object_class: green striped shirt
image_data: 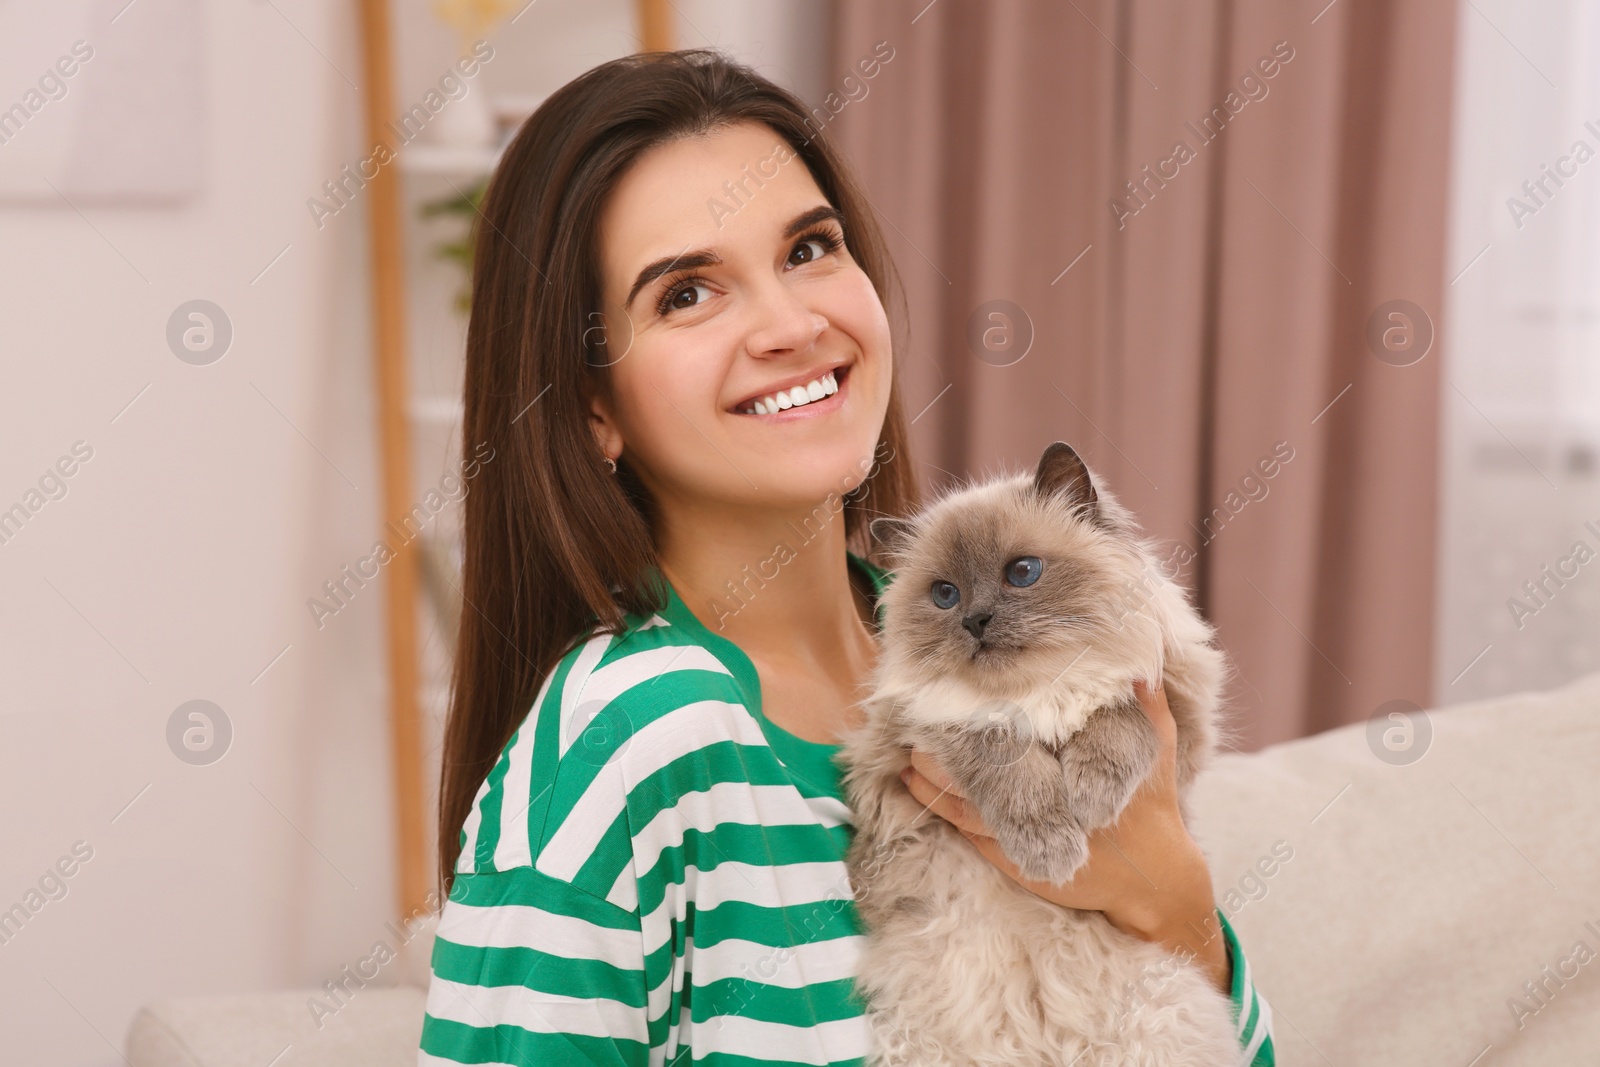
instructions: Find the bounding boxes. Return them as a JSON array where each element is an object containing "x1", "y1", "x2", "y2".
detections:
[{"x1": 421, "y1": 550, "x2": 1274, "y2": 1065}]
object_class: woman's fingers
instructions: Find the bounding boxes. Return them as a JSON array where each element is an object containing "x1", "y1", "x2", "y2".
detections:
[
  {"x1": 899, "y1": 761, "x2": 992, "y2": 839},
  {"x1": 1132, "y1": 678, "x2": 1176, "y2": 748},
  {"x1": 1132, "y1": 678, "x2": 1179, "y2": 795},
  {"x1": 899, "y1": 763, "x2": 968, "y2": 827},
  {"x1": 906, "y1": 746, "x2": 964, "y2": 797}
]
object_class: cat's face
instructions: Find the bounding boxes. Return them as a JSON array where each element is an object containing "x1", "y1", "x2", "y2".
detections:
[{"x1": 871, "y1": 443, "x2": 1155, "y2": 691}]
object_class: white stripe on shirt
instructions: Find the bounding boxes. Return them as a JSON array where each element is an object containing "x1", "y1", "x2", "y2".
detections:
[
  {"x1": 680, "y1": 931, "x2": 865, "y2": 989},
  {"x1": 556, "y1": 632, "x2": 616, "y2": 758},
  {"x1": 689, "y1": 1010, "x2": 872, "y2": 1065},
  {"x1": 623, "y1": 783, "x2": 850, "y2": 895},
  {"x1": 560, "y1": 643, "x2": 733, "y2": 759},
  {"x1": 425, "y1": 974, "x2": 648, "y2": 1045},
  {"x1": 435, "y1": 898, "x2": 644, "y2": 971},
  {"x1": 537, "y1": 699, "x2": 765, "y2": 882},
  {"x1": 493, "y1": 668, "x2": 560, "y2": 871},
  {"x1": 1242, "y1": 987, "x2": 1272, "y2": 1062}
]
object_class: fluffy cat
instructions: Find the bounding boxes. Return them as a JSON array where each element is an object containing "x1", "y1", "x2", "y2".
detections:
[{"x1": 837, "y1": 441, "x2": 1241, "y2": 1066}]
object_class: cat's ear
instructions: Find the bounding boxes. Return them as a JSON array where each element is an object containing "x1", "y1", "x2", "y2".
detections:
[
  {"x1": 870, "y1": 516, "x2": 917, "y2": 559},
  {"x1": 1033, "y1": 441, "x2": 1098, "y2": 516}
]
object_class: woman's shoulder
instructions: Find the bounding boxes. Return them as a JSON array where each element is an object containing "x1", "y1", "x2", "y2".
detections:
[
  {"x1": 506, "y1": 607, "x2": 763, "y2": 803},
  {"x1": 492, "y1": 612, "x2": 784, "y2": 890},
  {"x1": 555, "y1": 607, "x2": 754, "y2": 740},
  {"x1": 457, "y1": 612, "x2": 764, "y2": 885}
]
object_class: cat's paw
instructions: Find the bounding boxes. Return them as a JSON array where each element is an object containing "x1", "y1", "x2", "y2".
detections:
[
  {"x1": 995, "y1": 819, "x2": 1089, "y2": 886},
  {"x1": 1060, "y1": 757, "x2": 1145, "y2": 831},
  {"x1": 1056, "y1": 702, "x2": 1160, "y2": 831}
]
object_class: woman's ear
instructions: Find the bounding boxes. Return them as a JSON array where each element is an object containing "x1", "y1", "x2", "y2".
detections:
[{"x1": 584, "y1": 380, "x2": 624, "y2": 462}]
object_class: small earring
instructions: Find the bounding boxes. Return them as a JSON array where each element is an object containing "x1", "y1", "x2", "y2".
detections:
[{"x1": 604, "y1": 454, "x2": 618, "y2": 475}]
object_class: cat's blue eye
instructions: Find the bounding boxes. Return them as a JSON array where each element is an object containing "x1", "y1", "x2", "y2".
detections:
[
  {"x1": 1005, "y1": 556, "x2": 1043, "y2": 587},
  {"x1": 930, "y1": 580, "x2": 960, "y2": 609}
]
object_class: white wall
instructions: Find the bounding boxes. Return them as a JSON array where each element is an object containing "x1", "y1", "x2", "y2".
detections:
[
  {"x1": 0, "y1": 0, "x2": 391, "y2": 1061},
  {"x1": 0, "y1": 1, "x2": 831, "y2": 1061}
]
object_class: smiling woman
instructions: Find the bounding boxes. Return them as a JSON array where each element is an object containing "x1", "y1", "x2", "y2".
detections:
[
  {"x1": 422, "y1": 48, "x2": 921, "y2": 1067},
  {"x1": 585, "y1": 120, "x2": 896, "y2": 528},
  {"x1": 421, "y1": 47, "x2": 1269, "y2": 1067}
]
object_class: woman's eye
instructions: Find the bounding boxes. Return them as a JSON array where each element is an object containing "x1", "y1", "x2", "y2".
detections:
[
  {"x1": 660, "y1": 232, "x2": 838, "y2": 313},
  {"x1": 785, "y1": 228, "x2": 843, "y2": 269},
  {"x1": 1005, "y1": 557, "x2": 1043, "y2": 588},
  {"x1": 787, "y1": 238, "x2": 828, "y2": 268},
  {"x1": 662, "y1": 281, "x2": 712, "y2": 314},
  {"x1": 930, "y1": 580, "x2": 960, "y2": 610}
]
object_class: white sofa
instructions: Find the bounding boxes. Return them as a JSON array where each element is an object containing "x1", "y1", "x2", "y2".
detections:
[
  {"x1": 1189, "y1": 668, "x2": 1600, "y2": 1064},
  {"x1": 125, "y1": 671, "x2": 1600, "y2": 1065}
]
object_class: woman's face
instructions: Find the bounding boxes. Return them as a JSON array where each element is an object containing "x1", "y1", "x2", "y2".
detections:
[{"x1": 591, "y1": 120, "x2": 892, "y2": 521}]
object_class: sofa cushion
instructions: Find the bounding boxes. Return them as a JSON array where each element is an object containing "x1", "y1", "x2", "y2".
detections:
[
  {"x1": 125, "y1": 987, "x2": 425, "y2": 1067},
  {"x1": 1189, "y1": 669, "x2": 1600, "y2": 1065}
]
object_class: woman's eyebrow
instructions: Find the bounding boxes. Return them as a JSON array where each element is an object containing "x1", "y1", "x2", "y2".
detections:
[{"x1": 622, "y1": 205, "x2": 846, "y2": 311}]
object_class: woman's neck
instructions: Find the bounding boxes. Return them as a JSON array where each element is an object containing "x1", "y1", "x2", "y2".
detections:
[{"x1": 655, "y1": 505, "x2": 876, "y2": 683}]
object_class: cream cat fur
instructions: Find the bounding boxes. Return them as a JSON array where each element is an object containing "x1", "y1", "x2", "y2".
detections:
[{"x1": 838, "y1": 441, "x2": 1243, "y2": 1066}]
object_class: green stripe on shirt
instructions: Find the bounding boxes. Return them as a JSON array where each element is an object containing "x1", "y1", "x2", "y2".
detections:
[{"x1": 1218, "y1": 906, "x2": 1277, "y2": 1064}]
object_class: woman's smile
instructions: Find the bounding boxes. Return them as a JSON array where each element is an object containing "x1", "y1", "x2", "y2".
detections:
[{"x1": 729, "y1": 362, "x2": 850, "y2": 420}]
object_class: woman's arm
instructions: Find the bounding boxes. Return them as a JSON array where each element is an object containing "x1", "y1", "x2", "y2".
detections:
[{"x1": 420, "y1": 867, "x2": 651, "y2": 1067}]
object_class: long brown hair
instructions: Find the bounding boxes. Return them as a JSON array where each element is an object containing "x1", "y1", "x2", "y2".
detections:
[{"x1": 437, "y1": 48, "x2": 923, "y2": 895}]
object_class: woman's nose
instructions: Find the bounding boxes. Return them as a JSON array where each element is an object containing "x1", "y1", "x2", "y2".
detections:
[{"x1": 744, "y1": 280, "x2": 827, "y2": 357}]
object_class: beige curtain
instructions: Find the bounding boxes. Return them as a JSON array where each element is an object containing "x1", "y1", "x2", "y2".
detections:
[{"x1": 830, "y1": 0, "x2": 1458, "y2": 749}]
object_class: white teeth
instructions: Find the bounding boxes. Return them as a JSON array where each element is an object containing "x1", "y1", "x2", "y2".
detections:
[{"x1": 740, "y1": 369, "x2": 841, "y2": 415}]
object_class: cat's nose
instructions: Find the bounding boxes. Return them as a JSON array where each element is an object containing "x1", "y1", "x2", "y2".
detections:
[{"x1": 961, "y1": 611, "x2": 993, "y2": 639}]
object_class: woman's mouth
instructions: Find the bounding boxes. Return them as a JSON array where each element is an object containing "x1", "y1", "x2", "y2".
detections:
[{"x1": 731, "y1": 364, "x2": 850, "y2": 420}]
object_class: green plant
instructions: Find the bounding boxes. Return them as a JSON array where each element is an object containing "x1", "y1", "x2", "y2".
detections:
[{"x1": 419, "y1": 178, "x2": 487, "y2": 315}]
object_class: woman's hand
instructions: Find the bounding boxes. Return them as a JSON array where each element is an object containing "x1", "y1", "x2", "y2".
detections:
[{"x1": 898, "y1": 679, "x2": 1230, "y2": 995}]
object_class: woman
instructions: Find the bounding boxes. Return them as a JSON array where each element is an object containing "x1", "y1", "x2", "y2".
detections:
[{"x1": 422, "y1": 48, "x2": 1274, "y2": 1066}]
